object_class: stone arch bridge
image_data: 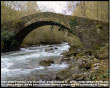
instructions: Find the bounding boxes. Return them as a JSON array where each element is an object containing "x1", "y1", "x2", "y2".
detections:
[{"x1": 2, "y1": 12, "x2": 108, "y2": 52}]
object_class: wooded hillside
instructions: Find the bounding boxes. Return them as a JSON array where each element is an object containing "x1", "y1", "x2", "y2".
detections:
[{"x1": 68, "y1": 1, "x2": 108, "y2": 22}]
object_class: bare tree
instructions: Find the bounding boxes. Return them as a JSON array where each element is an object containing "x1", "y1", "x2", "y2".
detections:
[{"x1": 97, "y1": 1, "x2": 99, "y2": 20}]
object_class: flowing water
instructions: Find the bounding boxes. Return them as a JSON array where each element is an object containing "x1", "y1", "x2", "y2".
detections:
[{"x1": 1, "y1": 42, "x2": 70, "y2": 81}]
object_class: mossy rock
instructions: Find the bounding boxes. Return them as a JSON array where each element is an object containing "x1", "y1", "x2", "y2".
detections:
[
  {"x1": 95, "y1": 53, "x2": 108, "y2": 59},
  {"x1": 94, "y1": 44, "x2": 108, "y2": 59},
  {"x1": 79, "y1": 62, "x2": 91, "y2": 70},
  {"x1": 84, "y1": 49, "x2": 93, "y2": 56},
  {"x1": 75, "y1": 49, "x2": 93, "y2": 58},
  {"x1": 95, "y1": 44, "x2": 101, "y2": 50},
  {"x1": 78, "y1": 59, "x2": 92, "y2": 70},
  {"x1": 63, "y1": 49, "x2": 77, "y2": 57},
  {"x1": 56, "y1": 68, "x2": 72, "y2": 80},
  {"x1": 72, "y1": 74, "x2": 85, "y2": 81},
  {"x1": 75, "y1": 52, "x2": 85, "y2": 58},
  {"x1": 64, "y1": 51, "x2": 78, "y2": 57},
  {"x1": 61, "y1": 57, "x2": 71, "y2": 62},
  {"x1": 63, "y1": 47, "x2": 82, "y2": 57},
  {"x1": 95, "y1": 43, "x2": 108, "y2": 50},
  {"x1": 96, "y1": 24, "x2": 103, "y2": 30},
  {"x1": 56, "y1": 64, "x2": 75, "y2": 80},
  {"x1": 39, "y1": 59, "x2": 54, "y2": 66}
]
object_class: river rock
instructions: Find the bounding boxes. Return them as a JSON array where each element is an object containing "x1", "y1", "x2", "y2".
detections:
[
  {"x1": 93, "y1": 58, "x2": 98, "y2": 62},
  {"x1": 95, "y1": 53, "x2": 108, "y2": 59},
  {"x1": 54, "y1": 58, "x2": 62, "y2": 64},
  {"x1": 61, "y1": 57, "x2": 70, "y2": 62},
  {"x1": 93, "y1": 66, "x2": 99, "y2": 70},
  {"x1": 48, "y1": 45, "x2": 53, "y2": 47},
  {"x1": 39, "y1": 59, "x2": 54, "y2": 66},
  {"x1": 84, "y1": 49, "x2": 93, "y2": 56},
  {"x1": 29, "y1": 47, "x2": 37, "y2": 50},
  {"x1": 54, "y1": 47, "x2": 58, "y2": 49},
  {"x1": 94, "y1": 44, "x2": 108, "y2": 59},
  {"x1": 32, "y1": 45, "x2": 36, "y2": 47},
  {"x1": 77, "y1": 49, "x2": 81, "y2": 52},
  {"x1": 70, "y1": 56, "x2": 74, "y2": 60},
  {"x1": 72, "y1": 74, "x2": 84, "y2": 81},
  {"x1": 45, "y1": 48, "x2": 54, "y2": 52},
  {"x1": 77, "y1": 58, "x2": 91, "y2": 70},
  {"x1": 93, "y1": 63, "x2": 100, "y2": 66}
]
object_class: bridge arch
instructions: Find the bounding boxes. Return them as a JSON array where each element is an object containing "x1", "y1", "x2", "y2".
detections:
[
  {"x1": 2, "y1": 12, "x2": 74, "y2": 51},
  {"x1": 14, "y1": 20, "x2": 70, "y2": 47},
  {"x1": 2, "y1": 12, "x2": 107, "y2": 52}
]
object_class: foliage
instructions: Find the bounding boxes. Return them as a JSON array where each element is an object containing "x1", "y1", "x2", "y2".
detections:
[
  {"x1": 1, "y1": 1, "x2": 20, "y2": 24},
  {"x1": 69, "y1": 18, "x2": 78, "y2": 34},
  {"x1": 11, "y1": 39, "x2": 19, "y2": 46},
  {"x1": 58, "y1": 25, "x2": 66, "y2": 31},
  {"x1": 70, "y1": 1, "x2": 108, "y2": 22},
  {"x1": 1, "y1": 30, "x2": 14, "y2": 43},
  {"x1": 1, "y1": 1, "x2": 40, "y2": 24},
  {"x1": 1, "y1": 29, "x2": 19, "y2": 51},
  {"x1": 1, "y1": 30, "x2": 15, "y2": 50},
  {"x1": 1, "y1": 1, "x2": 41, "y2": 48},
  {"x1": 23, "y1": 1, "x2": 40, "y2": 16},
  {"x1": 94, "y1": 43, "x2": 108, "y2": 59}
]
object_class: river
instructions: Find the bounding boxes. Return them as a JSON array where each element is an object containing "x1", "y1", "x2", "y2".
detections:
[{"x1": 1, "y1": 42, "x2": 70, "y2": 81}]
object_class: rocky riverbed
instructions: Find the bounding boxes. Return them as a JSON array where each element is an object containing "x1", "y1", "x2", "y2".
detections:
[
  {"x1": 1, "y1": 42, "x2": 108, "y2": 87},
  {"x1": 28, "y1": 42, "x2": 108, "y2": 82},
  {"x1": 56, "y1": 43, "x2": 108, "y2": 82},
  {"x1": 1, "y1": 42, "x2": 70, "y2": 82}
]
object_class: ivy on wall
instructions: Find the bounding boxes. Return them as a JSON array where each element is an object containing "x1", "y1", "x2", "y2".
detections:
[{"x1": 69, "y1": 18, "x2": 78, "y2": 34}]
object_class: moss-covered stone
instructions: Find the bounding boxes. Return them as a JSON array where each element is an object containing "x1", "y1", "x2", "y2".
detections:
[
  {"x1": 94, "y1": 43, "x2": 108, "y2": 59},
  {"x1": 39, "y1": 59, "x2": 54, "y2": 66},
  {"x1": 75, "y1": 52, "x2": 85, "y2": 58},
  {"x1": 84, "y1": 49, "x2": 93, "y2": 56},
  {"x1": 63, "y1": 47, "x2": 84, "y2": 58},
  {"x1": 96, "y1": 24, "x2": 103, "y2": 30},
  {"x1": 72, "y1": 74, "x2": 85, "y2": 81}
]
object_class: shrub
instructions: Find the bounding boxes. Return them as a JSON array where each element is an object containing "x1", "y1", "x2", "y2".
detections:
[
  {"x1": 1, "y1": 30, "x2": 15, "y2": 50},
  {"x1": 1, "y1": 30, "x2": 14, "y2": 43}
]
